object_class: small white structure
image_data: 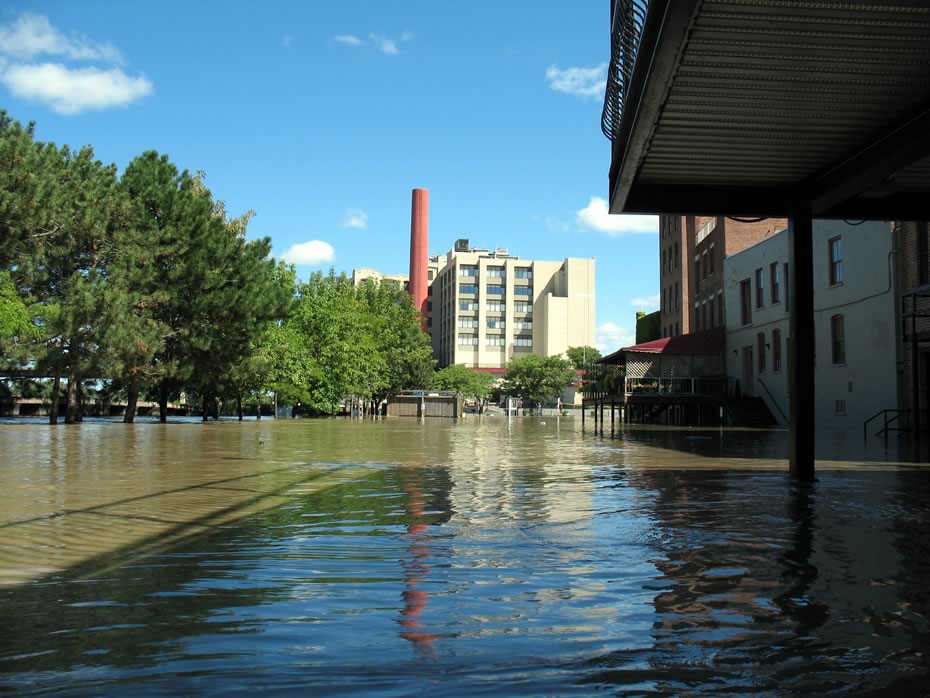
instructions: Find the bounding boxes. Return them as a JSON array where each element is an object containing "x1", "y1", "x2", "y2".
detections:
[{"x1": 724, "y1": 220, "x2": 897, "y2": 428}]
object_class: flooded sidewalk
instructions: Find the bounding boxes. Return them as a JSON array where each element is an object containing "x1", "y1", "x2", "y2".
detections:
[{"x1": 1, "y1": 418, "x2": 929, "y2": 694}]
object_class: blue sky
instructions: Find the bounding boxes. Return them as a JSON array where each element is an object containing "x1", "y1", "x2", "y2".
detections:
[{"x1": 0, "y1": 1, "x2": 659, "y2": 351}]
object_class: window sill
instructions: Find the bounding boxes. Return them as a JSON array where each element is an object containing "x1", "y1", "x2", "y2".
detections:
[
  {"x1": 829, "y1": 282, "x2": 844, "y2": 288},
  {"x1": 832, "y1": 362, "x2": 847, "y2": 367}
]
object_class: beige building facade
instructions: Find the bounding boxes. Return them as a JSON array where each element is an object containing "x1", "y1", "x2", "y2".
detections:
[{"x1": 430, "y1": 241, "x2": 595, "y2": 369}]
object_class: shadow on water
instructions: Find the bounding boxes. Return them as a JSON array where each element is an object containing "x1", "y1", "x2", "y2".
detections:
[
  {"x1": 580, "y1": 468, "x2": 930, "y2": 695},
  {"x1": 589, "y1": 421, "x2": 930, "y2": 465},
  {"x1": 3, "y1": 418, "x2": 930, "y2": 694}
]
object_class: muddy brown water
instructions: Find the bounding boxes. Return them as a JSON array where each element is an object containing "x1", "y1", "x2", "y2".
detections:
[{"x1": 1, "y1": 417, "x2": 929, "y2": 695}]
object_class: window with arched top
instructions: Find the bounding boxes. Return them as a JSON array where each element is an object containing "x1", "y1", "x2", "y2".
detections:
[{"x1": 831, "y1": 314, "x2": 846, "y2": 364}]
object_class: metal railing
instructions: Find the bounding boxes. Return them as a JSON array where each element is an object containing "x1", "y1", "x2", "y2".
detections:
[
  {"x1": 757, "y1": 377, "x2": 789, "y2": 425},
  {"x1": 601, "y1": 0, "x2": 649, "y2": 140},
  {"x1": 863, "y1": 408, "x2": 929, "y2": 440},
  {"x1": 624, "y1": 376, "x2": 728, "y2": 397}
]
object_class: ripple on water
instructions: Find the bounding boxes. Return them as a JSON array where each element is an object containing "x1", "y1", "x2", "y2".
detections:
[{"x1": 1, "y1": 419, "x2": 930, "y2": 695}]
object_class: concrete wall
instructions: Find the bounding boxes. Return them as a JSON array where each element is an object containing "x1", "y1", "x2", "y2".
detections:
[{"x1": 724, "y1": 220, "x2": 897, "y2": 428}]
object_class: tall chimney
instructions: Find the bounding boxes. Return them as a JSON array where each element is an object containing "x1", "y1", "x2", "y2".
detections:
[{"x1": 409, "y1": 188, "x2": 429, "y2": 331}]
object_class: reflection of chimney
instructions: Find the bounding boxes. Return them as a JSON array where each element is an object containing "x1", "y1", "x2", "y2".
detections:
[{"x1": 409, "y1": 188, "x2": 429, "y2": 331}]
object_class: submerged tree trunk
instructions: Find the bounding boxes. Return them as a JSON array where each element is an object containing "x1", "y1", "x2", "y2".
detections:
[
  {"x1": 202, "y1": 394, "x2": 209, "y2": 422},
  {"x1": 237, "y1": 392, "x2": 243, "y2": 421},
  {"x1": 124, "y1": 376, "x2": 139, "y2": 423},
  {"x1": 256, "y1": 400, "x2": 262, "y2": 420},
  {"x1": 64, "y1": 373, "x2": 80, "y2": 424},
  {"x1": 49, "y1": 375, "x2": 61, "y2": 425},
  {"x1": 158, "y1": 383, "x2": 169, "y2": 423}
]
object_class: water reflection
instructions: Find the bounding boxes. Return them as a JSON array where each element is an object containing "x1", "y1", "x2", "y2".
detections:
[{"x1": 2, "y1": 419, "x2": 930, "y2": 694}]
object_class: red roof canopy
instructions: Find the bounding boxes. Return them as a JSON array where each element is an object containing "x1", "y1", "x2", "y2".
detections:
[{"x1": 599, "y1": 328, "x2": 725, "y2": 365}]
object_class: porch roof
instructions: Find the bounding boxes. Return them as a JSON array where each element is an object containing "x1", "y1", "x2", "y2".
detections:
[{"x1": 599, "y1": 327, "x2": 725, "y2": 364}]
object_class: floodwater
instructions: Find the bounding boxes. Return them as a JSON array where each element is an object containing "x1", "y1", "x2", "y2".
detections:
[{"x1": 2, "y1": 418, "x2": 930, "y2": 695}]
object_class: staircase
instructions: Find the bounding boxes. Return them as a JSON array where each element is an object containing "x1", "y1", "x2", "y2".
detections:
[{"x1": 725, "y1": 396, "x2": 778, "y2": 427}]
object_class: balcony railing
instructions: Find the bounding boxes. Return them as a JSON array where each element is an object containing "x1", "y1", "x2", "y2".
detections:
[
  {"x1": 601, "y1": 0, "x2": 648, "y2": 141},
  {"x1": 583, "y1": 367, "x2": 729, "y2": 400}
]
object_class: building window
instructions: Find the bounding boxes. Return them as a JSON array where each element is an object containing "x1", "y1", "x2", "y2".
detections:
[
  {"x1": 513, "y1": 302, "x2": 532, "y2": 313},
  {"x1": 514, "y1": 286, "x2": 533, "y2": 296},
  {"x1": 662, "y1": 249, "x2": 667, "y2": 273},
  {"x1": 460, "y1": 265, "x2": 478, "y2": 277},
  {"x1": 835, "y1": 399, "x2": 846, "y2": 416},
  {"x1": 428, "y1": 270, "x2": 434, "y2": 281},
  {"x1": 675, "y1": 282, "x2": 680, "y2": 310},
  {"x1": 755, "y1": 268, "x2": 764, "y2": 308},
  {"x1": 459, "y1": 301, "x2": 478, "y2": 311},
  {"x1": 674, "y1": 242, "x2": 679, "y2": 268},
  {"x1": 458, "y1": 318, "x2": 478, "y2": 328},
  {"x1": 487, "y1": 285, "x2": 505, "y2": 295},
  {"x1": 459, "y1": 284, "x2": 478, "y2": 294},
  {"x1": 513, "y1": 320, "x2": 532, "y2": 330},
  {"x1": 770, "y1": 262, "x2": 780, "y2": 304},
  {"x1": 919, "y1": 222, "x2": 930, "y2": 285},
  {"x1": 784, "y1": 263, "x2": 790, "y2": 313},
  {"x1": 457, "y1": 334, "x2": 478, "y2": 346},
  {"x1": 487, "y1": 266, "x2": 505, "y2": 278},
  {"x1": 487, "y1": 319, "x2": 506, "y2": 329},
  {"x1": 486, "y1": 336, "x2": 505, "y2": 346},
  {"x1": 709, "y1": 243, "x2": 715, "y2": 275},
  {"x1": 829, "y1": 236, "x2": 843, "y2": 285},
  {"x1": 740, "y1": 279, "x2": 752, "y2": 326},
  {"x1": 758, "y1": 332, "x2": 766, "y2": 373},
  {"x1": 772, "y1": 329, "x2": 782, "y2": 371},
  {"x1": 702, "y1": 250, "x2": 708, "y2": 279},
  {"x1": 514, "y1": 268, "x2": 533, "y2": 279},
  {"x1": 513, "y1": 337, "x2": 533, "y2": 347},
  {"x1": 486, "y1": 302, "x2": 505, "y2": 312},
  {"x1": 695, "y1": 256, "x2": 701, "y2": 294},
  {"x1": 717, "y1": 293, "x2": 724, "y2": 328},
  {"x1": 831, "y1": 314, "x2": 846, "y2": 364}
]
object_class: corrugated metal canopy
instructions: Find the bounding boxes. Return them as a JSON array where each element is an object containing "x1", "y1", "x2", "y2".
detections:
[{"x1": 607, "y1": 0, "x2": 930, "y2": 219}]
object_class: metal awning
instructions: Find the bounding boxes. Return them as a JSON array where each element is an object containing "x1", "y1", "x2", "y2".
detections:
[{"x1": 605, "y1": 0, "x2": 930, "y2": 218}]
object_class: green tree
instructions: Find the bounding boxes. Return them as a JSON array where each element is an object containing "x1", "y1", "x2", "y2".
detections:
[
  {"x1": 503, "y1": 354, "x2": 576, "y2": 406},
  {"x1": 356, "y1": 279, "x2": 435, "y2": 400},
  {"x1": 565, "y1": 345, "x2": 602, "y2": 369},
  {"x1": 0, "y1": 272, "x2": 39, "y2": 343},
  {"x1": 432, "y1": 363, "x2": 495, "y2": 411}
]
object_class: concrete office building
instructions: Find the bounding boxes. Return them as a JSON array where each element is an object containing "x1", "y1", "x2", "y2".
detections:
[
  {"x1": 724, "y1": 220, "x2": 897, "y2": 428},
  {"x1": 430, "y1": 240, "x2": 595, "y2": 369},
  {"x1": 658, "y1": 215, "x2": 786, "y2": 338}
]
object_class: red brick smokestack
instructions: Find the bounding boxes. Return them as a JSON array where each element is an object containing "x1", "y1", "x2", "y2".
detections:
[{"x1": 409, "y1": 188, "x2": 429, "y2": 331}]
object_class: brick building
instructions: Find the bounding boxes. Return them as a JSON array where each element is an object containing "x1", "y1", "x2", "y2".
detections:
[{"x1": 658, "y1": 215, "x2": 787, "y2": 339}]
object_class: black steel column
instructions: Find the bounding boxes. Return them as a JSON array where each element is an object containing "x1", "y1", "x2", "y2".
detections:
[{"x1": 789, "y1": 209, "x2": 815, "y2": 480}]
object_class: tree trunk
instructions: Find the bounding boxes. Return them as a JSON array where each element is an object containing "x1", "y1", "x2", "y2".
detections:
[
  {"x1": 256, "y1": 399, "x2": 261, "y2": 420},
  {"x1": 64, "y1": 373, "x2": 80, "y2": 424},
  {"x1": 202, "y1": 394, "x2": 209, "y2": 422},
  {"x1": 124, "y1": 377, "x2": 139, "y2": 423},
  {"x1": 158, "y1": 384, "x2": 169, "y2": 423},
  {"x1": 237, "y1": 392, "x2": 243, "y2": 421},
  {"x1": 49, "y1": 375, "x2": 60, "y2": 425}
]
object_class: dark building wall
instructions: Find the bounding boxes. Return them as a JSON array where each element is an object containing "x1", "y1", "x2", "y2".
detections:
[{"x1": 636, "y1": 310, "x2": 661, "y2": 344}]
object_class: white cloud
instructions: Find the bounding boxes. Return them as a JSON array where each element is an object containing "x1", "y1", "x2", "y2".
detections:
[
  {"x1": 577, "y1": 196, "x2": 658, "y2": 236},
  {"x1": 334, "y1": 34, "x2": 363, "y2": 46},
  {"x1": 0, "y1": 13, "x2": 151, "y2": 115},
  {"x1": 596, "y1": 322, "x2": 635, "y2": 353},
  {"x1": 545, "y1": 63, "x2": 607, "y2": 100},
  {"x1": 281, "y1": 240, "x2": 335, "y2": 266},
  {"x1": 630, "y1": 294, "x2": 660, "y2": 309},
  {"x1": 369, "y1": 34, "x2": 399, "y2": 55},
  {"x1": 0, "y1": 63, "x2": 152, "y2": 114},
  {"x1": 342, "y1": 208, "x2": 368, "y2": 229},
  {"x1": 0, "y1": 13, "x2": 122, "y2": 63}
]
